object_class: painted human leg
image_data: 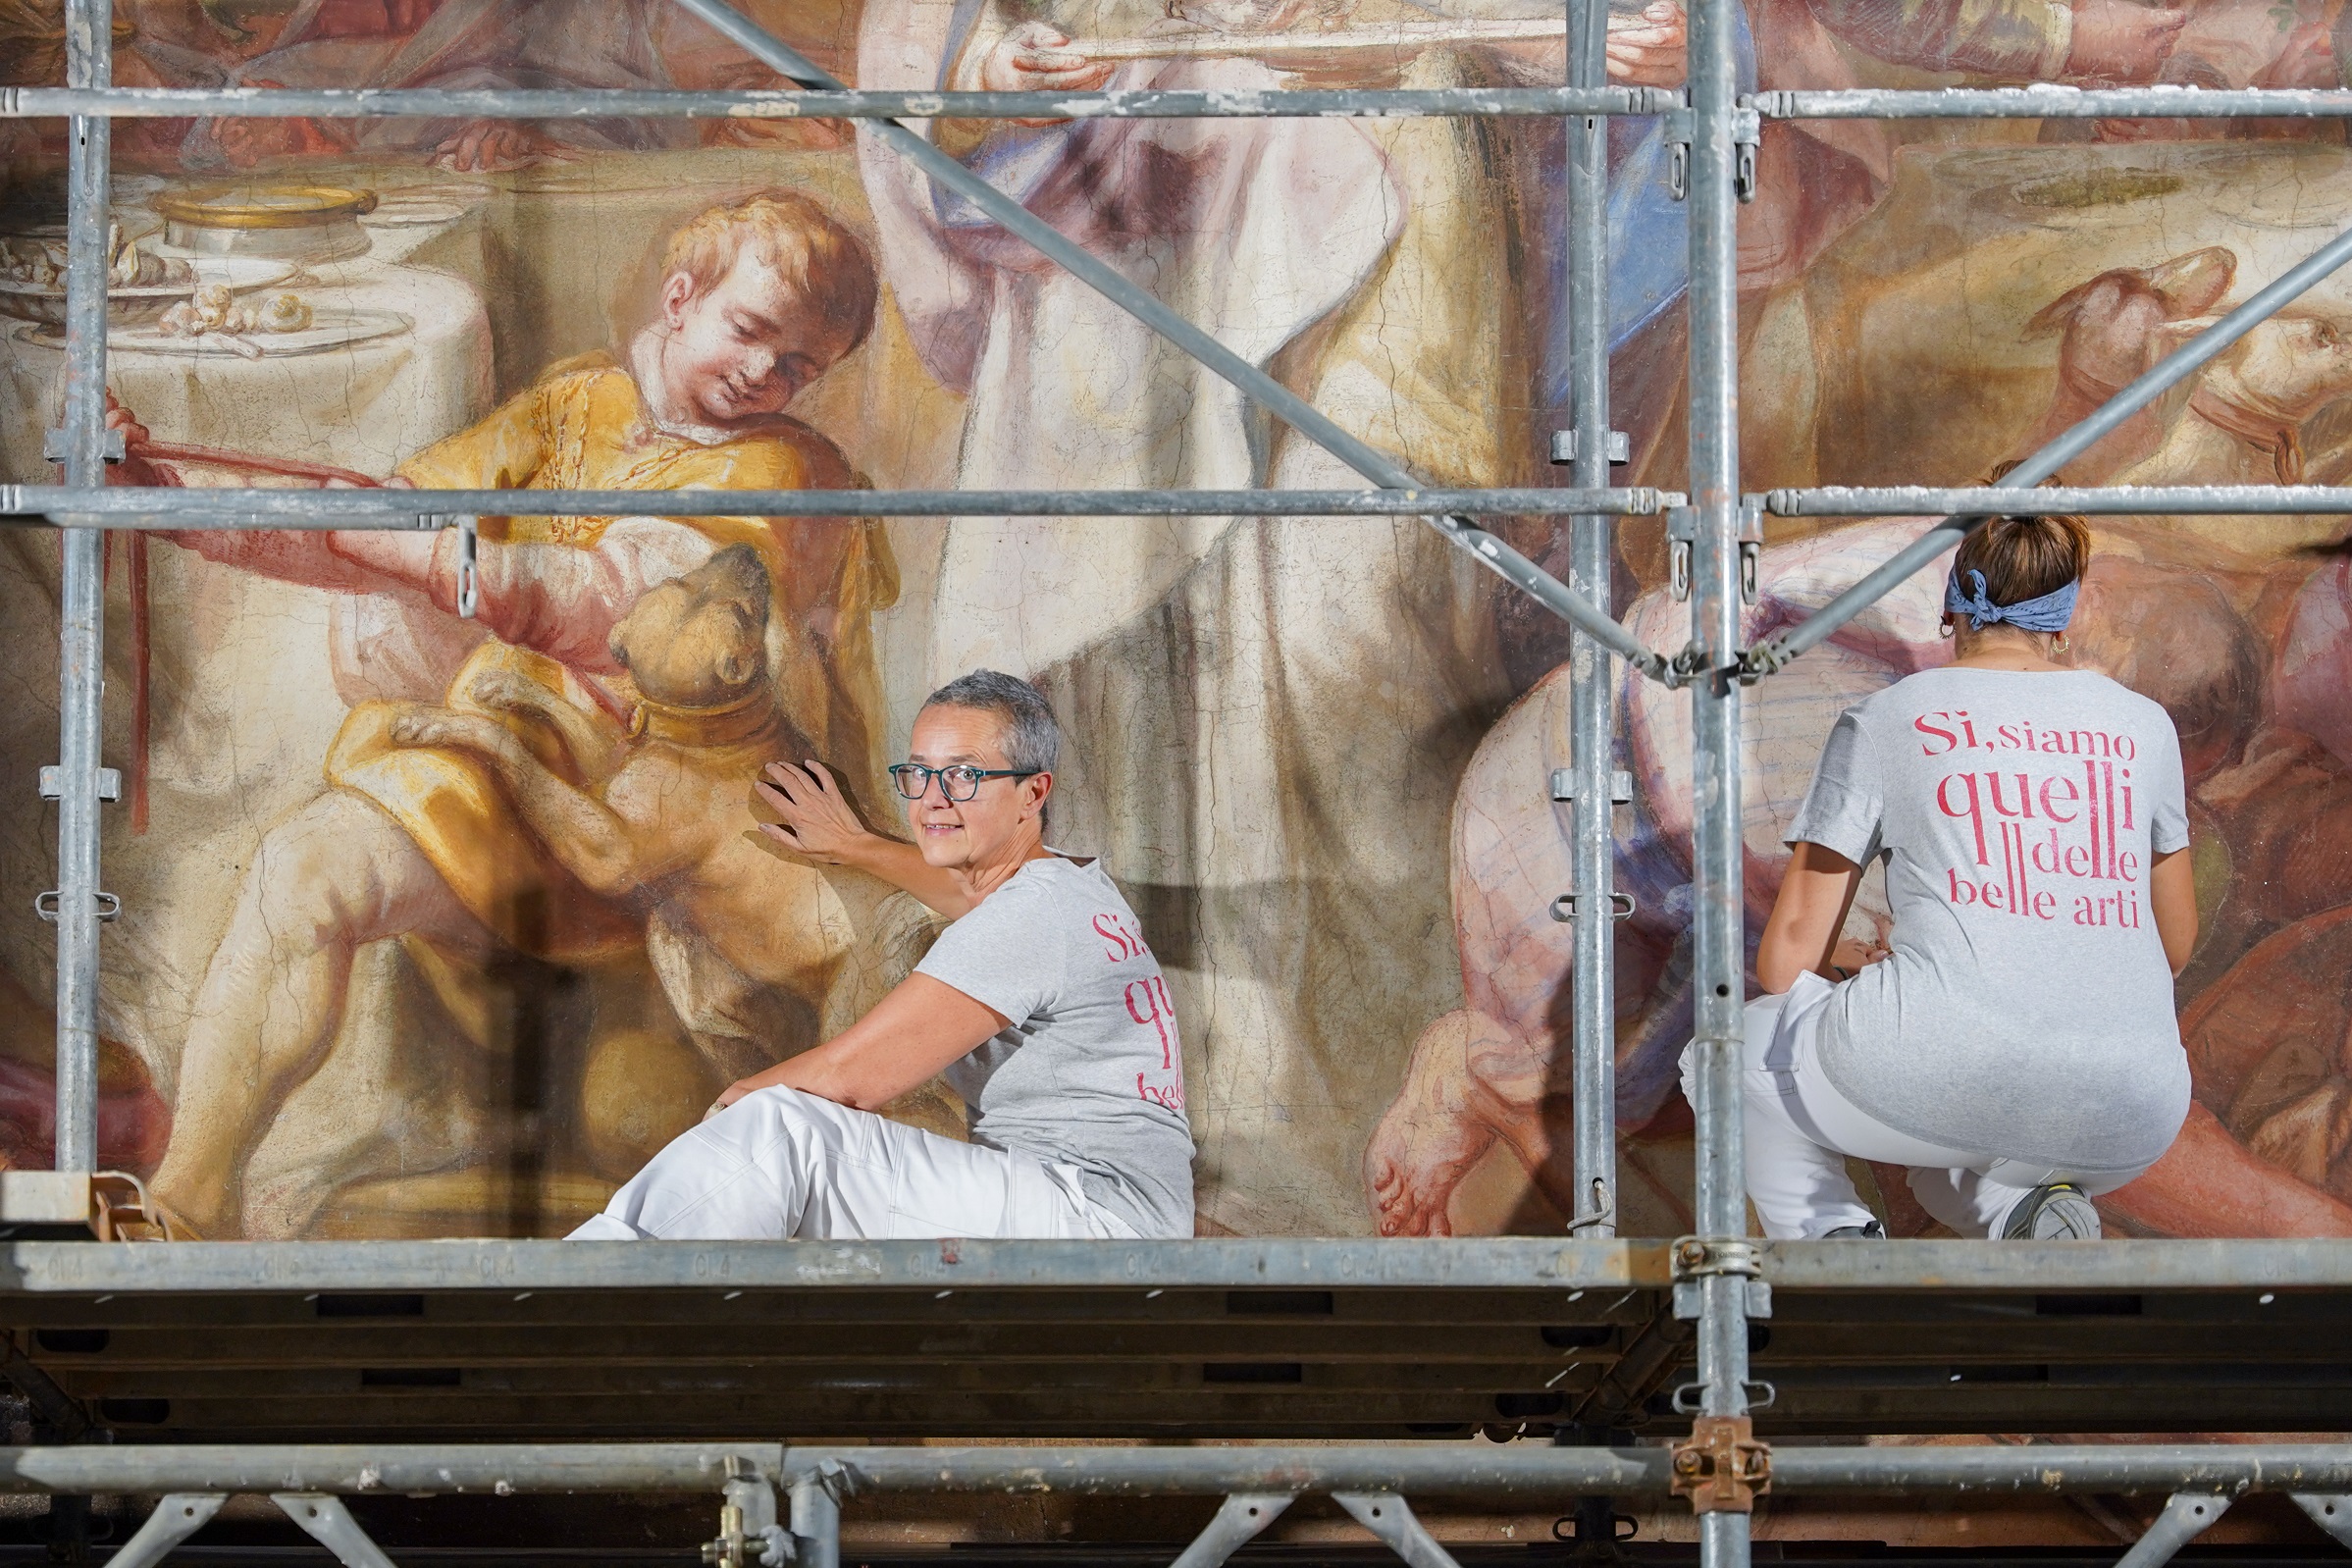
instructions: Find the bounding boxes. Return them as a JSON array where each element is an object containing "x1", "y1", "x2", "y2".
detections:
[{"x1": 151, "y1": 792, "x2": 496, "y2": 1236}]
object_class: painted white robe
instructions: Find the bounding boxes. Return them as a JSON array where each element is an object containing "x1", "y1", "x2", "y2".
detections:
[{"x1": 859, "y1": 0, "x2": 1520, "y2": 1232}]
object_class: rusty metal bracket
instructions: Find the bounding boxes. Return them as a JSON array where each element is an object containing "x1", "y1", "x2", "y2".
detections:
[
  {"x1": 91, "y1": 1171, "x2": 177, "y2": 1241},
  {"x1": 1670, "y1": 1415, "x2": 1771, "y2": 1515}
]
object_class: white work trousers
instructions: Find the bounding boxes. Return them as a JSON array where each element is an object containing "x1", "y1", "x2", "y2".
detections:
[
  {"x1": 1678, "y1": 973, "x2": 2156, "y2": 1239},
  {"x1": 569, "y1": 1086, "x2": 1138, "y2": 1240}
]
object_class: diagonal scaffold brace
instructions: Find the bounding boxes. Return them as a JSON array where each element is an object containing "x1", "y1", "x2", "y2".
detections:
[
  {"x1": 1741, "y1": 213, "x2": 2352, "y2": 680},
  {"x1": 658, "y1": 0, "x2": 1670, "y2": 683}
]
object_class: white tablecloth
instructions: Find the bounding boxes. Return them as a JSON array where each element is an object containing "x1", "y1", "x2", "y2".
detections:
[
  {"x1": 0, "y1": 235, "x2": 492, "y2": 1104},
  {"x1": 0, "y1": 248, "x2": 492, "y2": 481}
]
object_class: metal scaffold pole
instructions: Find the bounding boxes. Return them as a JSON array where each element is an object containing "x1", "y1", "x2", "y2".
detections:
[
  {"x1": 1562, "y1": 0, "x2": 1619, "y2": 1245},
  {"x1": 51, "y1": 0, "x2": 112, "y2": 1176},
  {"x1": 1683, "y1": 0, "x2": 1762, "y2": 1552},
  {"x1": 1557, "y1": 0, "x2": 1624, "y2": 1532}
]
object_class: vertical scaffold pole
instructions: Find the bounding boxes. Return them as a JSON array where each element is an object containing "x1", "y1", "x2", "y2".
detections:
[
  {"x1": 1564, "y1": 0, "x2": 1618, "y2": 1243},
  {"x1": 53, "y1": 0, "x2": 112, "y2": 1174},
  {"x1": 1560, "y1": 0, "x2": 1621, "y2": 1533},
  {"x1": 1684, "y1": 0, "x2": 1755, "y2": 1553}
]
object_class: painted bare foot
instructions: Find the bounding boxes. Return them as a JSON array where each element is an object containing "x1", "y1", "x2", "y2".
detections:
[{"x1": 1366, "y1": 1010, "x2": 1552, "y2": 1236}]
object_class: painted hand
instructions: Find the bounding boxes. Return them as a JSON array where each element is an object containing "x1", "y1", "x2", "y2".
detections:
[
  {"x1": 388, "y1": 706, "x2": 517, "y2": 759},
  {"x1": 2065, "y1": 0, "x2": 2185, "y2": 80},
  {"x1": 979, "y1": 21, "x2": 1114, "y2": 123},
  {"x1": 99, "y1": 390, "x2": 160, "y2": 487},
  {"x1": 1604, "y1": 3, "x2": 1686, "y2": 87},
  {"x1": 433, "y1": 121, "x2": 572, "y2": 173},
  {"x1": 465, "y1": 666, "x2": 551, "y2": 716}
]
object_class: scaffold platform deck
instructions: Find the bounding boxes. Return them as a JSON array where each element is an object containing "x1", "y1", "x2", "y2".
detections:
[{"x1": 0, "y1": 1239, "x2": 2338, "y2": 1443}]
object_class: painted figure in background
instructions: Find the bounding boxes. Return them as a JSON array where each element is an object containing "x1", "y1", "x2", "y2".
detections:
[
  {"x1": 385, "y1": 545, "x2": 938, "y2": 1082},
  {"x1": 138, "y1": 192, "x2": 897, "y2": 1236},
  {"x1": 177, "y1": 0, "x2": 858, "y2": 171},
  {"x1": 0, "y1": 0, "x2": 856, "y2": 172},
  {"x1": 1369, "y1": 229, "x2": 2352, "y2": 1236}
]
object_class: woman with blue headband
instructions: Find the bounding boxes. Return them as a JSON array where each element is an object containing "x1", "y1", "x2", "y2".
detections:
[{"x1": 1691, "y1": 510, "x2": 2199, "y2": 1240}]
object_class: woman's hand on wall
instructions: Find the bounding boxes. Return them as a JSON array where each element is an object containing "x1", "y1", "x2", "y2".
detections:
[{"x1": 757, "y1": 759, "x2": 878, "y2": 863}]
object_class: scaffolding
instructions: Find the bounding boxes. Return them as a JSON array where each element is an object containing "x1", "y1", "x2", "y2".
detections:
[{"x1": 8, "y1": 0, "x2": 2352, "y2": 1564}]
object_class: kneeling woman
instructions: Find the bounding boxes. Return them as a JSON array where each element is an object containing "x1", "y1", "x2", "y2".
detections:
[{"x1": 1696, "y1": 511, "x2": 2197, "y2": 1239}]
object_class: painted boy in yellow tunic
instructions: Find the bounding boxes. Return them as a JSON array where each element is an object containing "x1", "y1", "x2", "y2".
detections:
[{"x1": 147, "y1": 191, "x2": 895, "y2": 1237}]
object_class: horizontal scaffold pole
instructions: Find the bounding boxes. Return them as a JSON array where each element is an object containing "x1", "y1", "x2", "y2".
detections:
[
  {"x1": 663, "y1": 0, "x2": 1668, "y2": 683},
  {"x1": 6, "y1": 1445, "x2": 2352, "y2": 1498},
  {"x1": 1744, "y1": 213, "x2": 2352, "y2": 678},
  {"x1": 0, "y1": 486, "x2": 1673, "y2": 526},
  {"x1": 1767, "y1": 1446, "x2": 2352, "y2": 1495},
  {"x1": 1763, "y1": 485, "x2": 2352, "y2": 517},
  {"x1": 0, "y1": 85, "x2": 1676, "y2": 121},
  {"x1": 0, "y1": 1445, "x2": 1669, "y2": 1496},
  {"x1": 1755, "y1": 85, "x2": 2352, "y2": 120}
]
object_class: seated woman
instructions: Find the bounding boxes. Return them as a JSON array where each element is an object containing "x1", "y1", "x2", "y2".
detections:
[
  {"x1": 571, "y1": 670, "x2": 1196, "y2": 1241},
  {"x1": 1691, "y1": 512, "x2": 2198, "y2": 1240}
]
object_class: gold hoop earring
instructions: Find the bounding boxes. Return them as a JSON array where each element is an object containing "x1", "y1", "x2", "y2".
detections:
[
  {"x1": 2052, "y1": 633, "x2": 2070, "y2": 654},
  {"x1": 1938, "y1": 621, "x2": 1955, "y2": 640}
]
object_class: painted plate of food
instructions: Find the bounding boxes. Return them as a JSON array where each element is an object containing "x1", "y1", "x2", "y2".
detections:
[{"x1": 35, "y1": 294, "x2": 412, "y2": 359}]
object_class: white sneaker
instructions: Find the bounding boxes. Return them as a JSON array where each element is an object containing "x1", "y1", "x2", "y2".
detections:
[{"x1": 2000, "y1": 1182, "x2": 2101, "y2": 1239}]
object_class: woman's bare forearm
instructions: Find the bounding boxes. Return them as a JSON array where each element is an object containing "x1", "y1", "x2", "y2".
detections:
[
  {"x1": 1755, "y1": 842, "x2": 1865, "y2": 993},
  {"x1": 842, "y1": 833, "x2": 979, "y2": 917}
]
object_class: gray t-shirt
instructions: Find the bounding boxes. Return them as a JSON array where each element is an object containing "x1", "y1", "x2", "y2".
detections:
[
  {"x1": 915, "y1": 856, "x2": 1195, "y2": 1236},
  {"x1": 1788, "y1": 667, "x2": 2193, "y2": 1170}
]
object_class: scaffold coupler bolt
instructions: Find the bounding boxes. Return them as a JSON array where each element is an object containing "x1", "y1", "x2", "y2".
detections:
[
  {"x1": 1671, "y1": 1237, "x2": 1758, "y2": 1278},
  {"x1": 1670, "y1": 1415, "x2": 1771, "y2": 1514},
  {"x1": 703, "y1": 1458, "x2": 787, "y2": 1567},
  {"x1": 1669, "y1": 1236, "x2": 1770, "y2": 1326}
]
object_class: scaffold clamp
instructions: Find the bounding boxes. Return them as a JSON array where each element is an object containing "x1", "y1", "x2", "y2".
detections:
[
  {"x1": 1672, "y1": 1236, "x2": 1760, "y2": 1279},
  {"x1": 1671, "y1": 1236, "x2": 1771, "y2": 1319},
  {"x1": 34, "y1": 889, "x2": 118, "y2": 923},
  {"x1": 1670, "y1": 1415, "x2": 1772, "y2": 1514},
  {"x1": 1549, "y1": 767, "x2": 1633, "y2": 804},
  {"x1": 1661, "y1": 107, "x2": 1761, "y2": 203},
  {"x1": 42, "y1": 428, "x2": 126, "y2": 465},
  {"x1": 1551, "y1": 891, "x2": 1637, "y2": 923},
  {"x1": 705, "y1": 1459, "x2": 788, "y2": 1567},
  {"x1": 1550, "y1": 429, "x2": 1631, "y2": 466},
  {"x1": 38, "y1": 765, "x2": 120, "y2": 803}
]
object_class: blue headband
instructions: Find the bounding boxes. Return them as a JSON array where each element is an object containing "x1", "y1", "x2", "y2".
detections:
[{"x1": 1944, "y1": 567, "x2": 2078, "y2": 634}]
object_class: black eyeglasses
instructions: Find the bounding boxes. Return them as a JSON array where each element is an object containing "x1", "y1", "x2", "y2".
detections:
[{"x1": 889, "y1": 763, "x2": 1041, "y2": 803}]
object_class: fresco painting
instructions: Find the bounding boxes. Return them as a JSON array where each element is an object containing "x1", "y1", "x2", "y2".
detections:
[{"x1": 8, "y1": 0, "x2": 2352, "y2": 1250}]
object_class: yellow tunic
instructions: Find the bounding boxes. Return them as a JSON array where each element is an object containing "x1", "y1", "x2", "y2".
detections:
[{"x1": 326, "y1": 351, "x2": 896, "y2": 963}]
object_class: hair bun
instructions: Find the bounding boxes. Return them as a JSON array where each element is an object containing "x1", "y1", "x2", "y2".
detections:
[{"x1": 1956, "y1": 469, "x2": 2091, "y2": 609}]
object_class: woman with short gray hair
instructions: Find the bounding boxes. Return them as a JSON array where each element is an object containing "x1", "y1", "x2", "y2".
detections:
[{"x1": 572, "y1": 670, "x2": 1195, "y2": 1241}]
